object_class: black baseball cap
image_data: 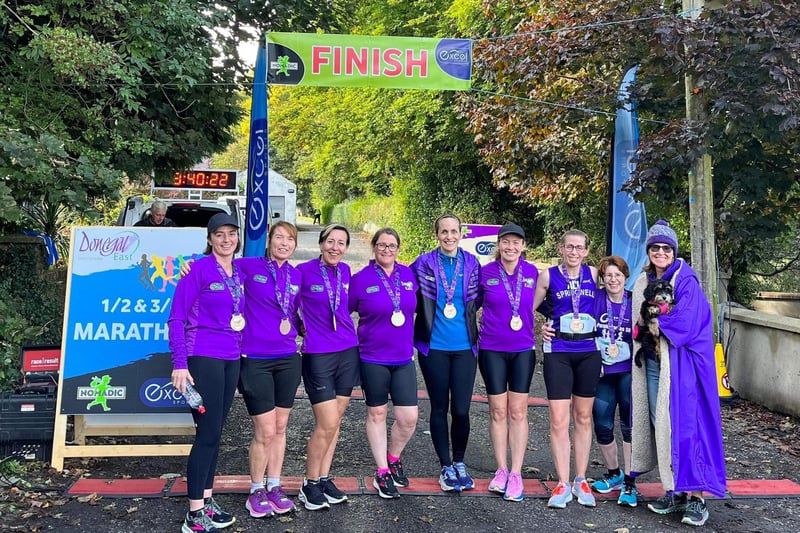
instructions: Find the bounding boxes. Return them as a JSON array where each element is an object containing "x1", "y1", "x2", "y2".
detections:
[
  {"x1": 497, "y1": 223, "x2": 525, "y2": 239},
  {"x1": 207, "y1": 213, "x2": 239, "y2": 234}
]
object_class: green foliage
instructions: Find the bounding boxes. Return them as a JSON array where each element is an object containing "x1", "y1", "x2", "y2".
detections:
[
  {"x1": 462, "y1": 0, "x2": 800, "y2": 300},
  {"x1": 0, "y1": 245, "x2": 65, "y2": 392}
]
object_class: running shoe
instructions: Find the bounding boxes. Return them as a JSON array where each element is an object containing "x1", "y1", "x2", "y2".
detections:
[
  {"x1": 503, "y1": 472, "x2": 524, "y2": 502},
  {"x1": 266, "y1": 486, "x2": 296, "y2": 514},
  {"x1": 572, "y1": 477, "x2": 596, "y2": 507},
  {"x1": 648, "y1": 492, "x2": 688, "y2": 514},
  {"x1": 547, "y1": 481, "x2": 573, "y2": 509},
  {"x1": 320, "y1": 477, "x2": 348, "y2": 504},
  {"x1": 591, "y1": 470, "x2": 625, "y2": 494},
  {"x1": 204, "y1": 497, "x2": 236, "y2": 528},
  {"x1": 439, "y1": 465, "x2": 461, "y2": 492},
  {"x1": 298, "y1": 481, "x2": 330, "y2": 511},
  {"x1": 373, "y1": 471, "x2": 401, "y2": 499},
  {"x1": 388, "y1": 458, "x2": 409, "y2": 488},
  {"x1": 681, "y1": 497, "x2": 709, "y2": 527},
  {"x1": 617, "y1": 480, "x2": 638, "y2": 507},
  {"x1": 182, "y1": 509, "x2": 220, "y2": 533},
  {"x1": 453, "y1": 462, "x2": 475, "y2": 490},
  {"x1": 245, "y1": 488, "x2": 274, "y2": 518},
  {"x1": 488, "y1": 467, "x2": 509, "y2": 494}
]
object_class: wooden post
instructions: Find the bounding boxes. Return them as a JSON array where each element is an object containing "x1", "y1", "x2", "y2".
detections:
[{"x1": 683, "y1": 0, "x2": 719, "y2": 315}]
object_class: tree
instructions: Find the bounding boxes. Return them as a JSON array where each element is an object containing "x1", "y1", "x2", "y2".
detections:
[
  {"x1": 0, "y1": 0, "x2": 349, "y2": 230},
  {"x1": 461, "y1": 0, "x2": 800, "y2": 300}
]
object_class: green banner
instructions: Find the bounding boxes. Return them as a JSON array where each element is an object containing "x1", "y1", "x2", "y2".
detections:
[{"x1": 266, "y1": 32, "x2": 471, "y2": 91}]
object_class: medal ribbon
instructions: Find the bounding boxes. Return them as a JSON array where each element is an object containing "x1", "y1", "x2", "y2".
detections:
[
  {"x1": 499, "y1": 262, "x2": 523, "y2": 317},
  {"x1": 266, "y1": 258, "x2": 292, "y2": 319},
  {"x1": 560, "y1": 264, "x2": 583, "y2": 319},
  {"x1": 374, "y1": 262, "x2": 401, "y2": 313},
  {"x1": 606, "y1": 291, "x2": 628, "y2": 345},
  {"x1": 319, "y1": 259, "x2": 342, "y2": 317},
  {"x1": 215, "y1": 261, "x2": 243, "y2": 314},
  {"x1": 436, "y1": 252, "x2": 462, "y2": 306}
]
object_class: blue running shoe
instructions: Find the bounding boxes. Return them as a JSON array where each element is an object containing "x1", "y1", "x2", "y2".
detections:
[
  {"x1": 453, "y1": 462, "x2": 475, "y2": 490},
  {"x1": 547, "y1": 481, "x2": 573, "y2": 509},
  {"x1": 572, "y1": 477, "x2": 596, "y2": 507},
  {"x1": 592, "y1": 470, "x2": 625, "y2": 494},
  {"x1": 439, "y1": 465, "x2": 461, "y2": 492},
  {"x1": 617, "y1": 480, "x2": 638, "y2": 508}
]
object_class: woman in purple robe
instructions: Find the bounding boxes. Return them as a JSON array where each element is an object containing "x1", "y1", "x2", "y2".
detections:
[{"x1": 630, "y1": 220, "x2": 727, "y2": 528}]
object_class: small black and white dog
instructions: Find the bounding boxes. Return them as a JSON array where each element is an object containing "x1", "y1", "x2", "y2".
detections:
[{"x1": 634, "y1": 279, "x2": 676, "y2": 367}]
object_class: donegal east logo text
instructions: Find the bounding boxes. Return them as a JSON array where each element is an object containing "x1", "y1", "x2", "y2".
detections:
[{"x1": 77, "y1": 230, "x2": 140, "y2": 260}]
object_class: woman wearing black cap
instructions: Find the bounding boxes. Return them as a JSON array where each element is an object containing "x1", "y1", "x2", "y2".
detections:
[
  {"x1": 630, "y1": 220, "x2": 726, "y2": 527},
  {"x1": 170, "y1": 212, "x2": 243, "y2": 533},
  {"x1": 478, "y1": 224, "x2": 539, "y2": 502}
]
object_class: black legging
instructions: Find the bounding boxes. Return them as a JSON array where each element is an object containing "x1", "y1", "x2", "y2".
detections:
[
  {"x1": 418, "y1": 348, "x2": 477, "y2": 466},
  {"x1": 186, "y1": 356, "x2": 240, "y2": 500}
]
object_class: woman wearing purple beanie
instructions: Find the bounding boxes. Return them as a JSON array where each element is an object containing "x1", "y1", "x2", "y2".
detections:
[{"x1": 629, "y1": 220, "x2": 726, "y2": 528}]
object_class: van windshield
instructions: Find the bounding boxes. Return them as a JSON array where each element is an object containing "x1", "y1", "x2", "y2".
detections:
[{"x1": 165, "y1": 205, "x2": 228, "y2": 228}]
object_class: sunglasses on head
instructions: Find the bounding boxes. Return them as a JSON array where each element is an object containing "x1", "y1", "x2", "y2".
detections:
[{"x1": 649, "y1": 244, "x2": 674, "y2": 252}]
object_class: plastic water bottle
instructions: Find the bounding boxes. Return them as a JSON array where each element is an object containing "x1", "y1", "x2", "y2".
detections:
[{"x1": 183, "y1": 382, "x2": 206, "y2": 413}]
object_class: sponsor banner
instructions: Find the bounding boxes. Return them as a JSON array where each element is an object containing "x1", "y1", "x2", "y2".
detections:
[
  {"x1": 609, "y1": 65, "x2": 648, "y2": 289},
  {"x1": 461, "y1": 224, "x2": 501, "y2": 266},
  {"x1": 267, "y1": 32, "x2": 472, "y2": 91},
  {"x1": 245, "y1": 45, "x2": 270, "y2": 257},
  {"x1": 60, "y1": 227, "x2": 207, "y2": 414}
]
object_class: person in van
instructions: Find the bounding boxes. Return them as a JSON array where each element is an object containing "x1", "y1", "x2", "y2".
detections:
[{"x1": 135, "y1": 201, "x2": 177, "y2": 227}]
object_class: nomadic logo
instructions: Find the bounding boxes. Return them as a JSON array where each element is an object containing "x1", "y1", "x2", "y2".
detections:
[
  {"x1": 474, "y1": 241, "x2": 496, "y2": 257},
  {"x1": 140, "y1": 378, "x2": 186, "y2": 408},
  {"x1": 267, "y1": 44, "x2": 304, "y2": 84},
  {"x1": 77, "y1": 374, "x2": 126, "y2": 412}
]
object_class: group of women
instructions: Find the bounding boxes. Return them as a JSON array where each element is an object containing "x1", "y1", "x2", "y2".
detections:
[{"x1": 168, "y1": 213, "x2": 725, "y2": 532}]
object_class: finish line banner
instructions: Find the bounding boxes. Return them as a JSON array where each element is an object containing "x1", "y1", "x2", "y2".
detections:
[{"x1": 266, "y1": 32, "x2": 471, "y2": 90}]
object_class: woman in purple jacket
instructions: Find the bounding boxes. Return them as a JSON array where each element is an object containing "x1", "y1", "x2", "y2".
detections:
[
  {"x1": 296, "y1": 224, "x2": 360, "y2": 511},
  {"x1": 478, "y1": 224, "x2": 539, "y2": 502},
  {"x1": 411, "y1": 214, "x2": 481, "y2": 492},
  {"x1": 169, "y1": 213, "x2": 243, "y2": 533},
  {"x1": 237, "y1": 222, "x2": 301, "y2": 518},
  {"x1": 350, "y1": 228, "x2": 419, "y2": 499}
]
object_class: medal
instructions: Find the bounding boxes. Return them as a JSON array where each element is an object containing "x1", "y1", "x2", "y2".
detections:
[
  {"x1": 437, "y1": 252, "x2": 462, "y2": 321},
  {"x1": 266, "y1": 258, "x2": 295, "y2": 336},
  {"x1": 561, "y1": 264, "x2": 584, "y2": 335},
  {"x1": 216, "y1": 260, "x2": 244, "y2": 332},
  {"x1": 320, "y1": 260, "x2": 343, "y2": 334},
  {"x1": 605, "y1": 291, "x2": 628, "y2": 358},
  {"x1": 230, "y1": 314, "x2": 246, "y2": 331},
  {"x1": 500, "y1": 262, "x2": 524, "y2": 332},
  {"x1": 607, "y1": 343, "x2": 619, "y2": 357},
  {"x1": 570, "y1": 318, "x2": 583, "y2": 333},
  {"x1": 391, "y1": 311, "x2": 406, "y2": 327}
]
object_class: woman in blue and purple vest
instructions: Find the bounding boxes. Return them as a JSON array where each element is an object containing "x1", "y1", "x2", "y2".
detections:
[
  {"x1": 411, "y1": 214, "x2": 481, "y2": 493},
  {"x1": 349, "y1": 228, "x2": 419, "y2": 499},
  {"x1": 534, "y1": 229, "x2": 600, "y2": 510},
  {"x1": 589, "y1": 255, "x2": 636, "y2": 507},
  {"x1": 478, "y1": 223, "x2": 539, "y2": 502},
  {"x1": 169, "y1": 213, "x2": 243, "y2": 533},
  {"x1": 237, "y1": 222, "x2": 302, "y2": 518},
  {"x1": 296, "y1": 224, "x2": 359, "y2": 511}
]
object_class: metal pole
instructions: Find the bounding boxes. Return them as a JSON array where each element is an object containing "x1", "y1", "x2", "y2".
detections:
[{"x1": 682, "y1": 0, "x2": 719, "y2": 312}]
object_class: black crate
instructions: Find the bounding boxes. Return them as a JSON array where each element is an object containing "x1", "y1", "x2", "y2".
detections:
[
  {"x1": 0, "y1": 391, "x2": 56, "y2": 442},
  {"x1": 0, "y1": 440, "x2": 53, "y2": 461}
]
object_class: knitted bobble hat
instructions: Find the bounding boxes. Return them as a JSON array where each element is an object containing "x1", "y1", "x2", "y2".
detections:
[{"x1": 646, "y1": 220, "x2": 678, "y2": 255}]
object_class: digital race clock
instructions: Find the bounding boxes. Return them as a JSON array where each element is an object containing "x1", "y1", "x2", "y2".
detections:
[{"x1": 153, "y1": 169, "x2": 239, "y2": 191}]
